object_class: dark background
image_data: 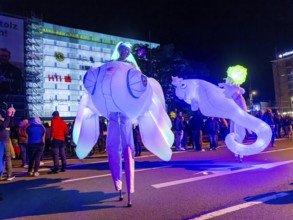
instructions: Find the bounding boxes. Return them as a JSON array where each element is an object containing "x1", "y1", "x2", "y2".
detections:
[{"x1": 2, "y1": 0, "x2": 293, "y2": 102}]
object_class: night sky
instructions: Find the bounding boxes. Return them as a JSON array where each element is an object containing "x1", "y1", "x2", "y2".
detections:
[{"x1": 2, "y1": 0, "x2": 293, "y2": 102}]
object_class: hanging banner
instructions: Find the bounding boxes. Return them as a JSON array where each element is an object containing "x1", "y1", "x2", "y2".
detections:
[{"x1": 0, "y1": 15, "x2": 24, "y2": 95}]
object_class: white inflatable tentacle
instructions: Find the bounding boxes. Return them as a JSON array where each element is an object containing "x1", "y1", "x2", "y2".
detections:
[
  {"x1": 138, "y1": 83, "x2": 174, "y2": 161},
  {"x1": 196, "y1": 81, "x2": 272, "y2": 156},
  {"x1": 73, "y1": 93, "x2": 100, "y2": 159},
  {"x1": 225, "y1": 112, "x2": 272, "y2": 156},
  {"x1": 148, "y1": 78, "x2": 172, "y2": 128},
  {"x1": 230, "y1": 121, "x2": 246, "y2": 143},
  {"x1": 148, "y1": 78, "x2": 166, "y2": 108}
]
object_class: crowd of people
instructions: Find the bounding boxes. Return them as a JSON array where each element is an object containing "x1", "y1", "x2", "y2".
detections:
[
  {"x1": 0, "y1": 108, "x2": 72, "y2": 180},
  {"x1": 0, "y1": 104, "x2": 292, "y2": 182},
  {"x1": 171, "y1": 108, "x2": 293, "y2": 152},
  {"x1": 171, "y1": 110, "x2": 228, "y2": 152},
  {"x1": 0, "y1": 106, "x2": 144, "y2": 181}
]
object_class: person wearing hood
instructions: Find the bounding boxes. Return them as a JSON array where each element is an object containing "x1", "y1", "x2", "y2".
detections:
[{"x1": 25, "y1": 117, "x2": 45, "y2": 177}]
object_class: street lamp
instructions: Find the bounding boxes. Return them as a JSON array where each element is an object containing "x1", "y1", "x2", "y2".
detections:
[{"x1": 249, "y1": 91, "x2": 257, "y2": 112}]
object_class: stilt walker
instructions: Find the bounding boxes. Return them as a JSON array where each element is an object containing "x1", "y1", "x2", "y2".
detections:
[{"x1": 72, "y1": 42, "x2": 174, "y2": 207}]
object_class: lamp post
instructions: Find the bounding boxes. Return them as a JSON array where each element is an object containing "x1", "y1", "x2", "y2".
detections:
[{"x1": 249, "y1": 91, "x2": 256, "y2": 113}]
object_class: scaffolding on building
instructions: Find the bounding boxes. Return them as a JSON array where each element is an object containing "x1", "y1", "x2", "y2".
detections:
[{"x1": 25, "y1": 17, "x2": 44, "y2": 117}]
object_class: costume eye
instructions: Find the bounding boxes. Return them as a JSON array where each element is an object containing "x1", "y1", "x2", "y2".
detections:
[{"x1": 180, "y1": 83, "x2": 187, "y2": 89}]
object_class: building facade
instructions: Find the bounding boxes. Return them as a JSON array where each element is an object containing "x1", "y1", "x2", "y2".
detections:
[
  {"x1": 272, "y1": 51, "x2": 293, "y2": 114},
  {"x1": 0, "y1": 13, "x2": 159, "y2": 119}
]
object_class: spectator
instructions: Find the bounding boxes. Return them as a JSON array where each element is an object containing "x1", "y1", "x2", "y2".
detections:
[
  {"x1": 255, "y1": 110, "x2": 265, "y2": 120},
  {"x1": 189, "y1": 110, "x2": 204, "y2": 151},
  {"x1": 133, "y1": 125, "x2": 143, "y2": 157},
  {"x1": 283, "y1": 114, "x2": 293, "y2": 139},
  {"x1": 65, "y1": 122, "x2": 73, "y2": 154},
  {"x1": 10, "y1": 125, "x2": 20, "y2": 158},
  {"x1": 273, "y1": 111, "x2": 282, "y2": 139},
  {"x1": 11, "y1": 138, "x2": 20, "y2": 159},
  {"x1": 18, "y1": 119, "x2": 29, "y2": 168},
  {"x1": 0, "y1": 107, "x2": 16, "y2": 181},
  {"x1": 43, "y1": 122, "x2": 51, "y2": 152},
  {"x1": 50, "y1": 111, "x2": 68, "y2": 173},
  {"x1": 98, "y1": 118, "x2": 107, "y2": 153},
  {"x1": 206, "y1": 116, "x2": 219, "y2": 151},
  {"x1": 173, "y1": 111, "x2": 185, "y2": 151},
  {"x1": 25, "y1": 117, "x2": 45, "y2": 177},
  {"x1": 181, "y1": 116, "x2": 189, "y2": 150},
  {"x1": 218, "y1": 118, "x2": 228, "y2": 141},
  {"x1": 262, "y1": 108, "x2": 275, "y2": 147}
]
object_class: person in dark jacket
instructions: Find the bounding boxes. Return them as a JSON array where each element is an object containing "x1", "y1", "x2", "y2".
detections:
[
  {"x1": 189, "y1": 110, "x2": 204, "y2": 151},
  {"x1": 262, "y1": 108, "x2": 275, "y2": 147},
  {"x1": 181, "y1": 116, "x2": 189, "y2": 150},
  {"x1": 173, "y1": 111, "x2": 185, "y2": 151},
  {"x1": 133, "y1": 125, "x2": 143, "y2": 157},
  {"x1": 18, "y1": 119, "x2": 29, "y2": 167},
  {"x1": 206, "y1": 116, "x2": 219, "y2": 150},
  {"x1": 25, "y1": 117, "x2": 45, "y2": 177},
  {"x1": 0, "y1": 106, "x2": 16, "y2": 180}
]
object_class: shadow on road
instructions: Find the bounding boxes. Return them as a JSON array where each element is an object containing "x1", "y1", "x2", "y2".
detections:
[
  {"x1": 243, "y1": 182, "x2": 293, "y2": 205},
  {"x1": 135, "y1": 159, "x2": 245, "y2": 171},
  {"x1": 0, "y1": 178, "x2": 118, "y2": 219},
  {"x1": 66, "y1": 159, "x2": 243, "y2": 172}
]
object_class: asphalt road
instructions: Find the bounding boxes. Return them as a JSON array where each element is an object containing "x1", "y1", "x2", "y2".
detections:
[{"x1": 0, "y1": 138, "x2": 293, "y2": 220}]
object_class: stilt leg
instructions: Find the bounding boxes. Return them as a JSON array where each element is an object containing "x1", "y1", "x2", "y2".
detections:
[
  {"x1": 127, "y1": 192, "x2": 132, "y2": 207},
  {"x1": 119, "y1": 190, "x2": 123, "y2": 201}
]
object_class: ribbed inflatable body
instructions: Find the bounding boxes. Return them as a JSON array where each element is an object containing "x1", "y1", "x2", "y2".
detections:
[
  {"x1": 83, "y1": 61, "x2": 152, "y2": 119},
  {"x1": 73, "y1": 61, "x2": 174, "y2": 161}
]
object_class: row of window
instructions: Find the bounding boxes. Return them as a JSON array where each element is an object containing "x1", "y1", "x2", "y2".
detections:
[{"x1": 43, "y1": 38, "x2": 113, "y2": 53}]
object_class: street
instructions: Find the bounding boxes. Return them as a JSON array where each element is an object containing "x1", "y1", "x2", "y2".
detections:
[{"x1": 1, "y1": 138, "x2": 293, "y2": 220}]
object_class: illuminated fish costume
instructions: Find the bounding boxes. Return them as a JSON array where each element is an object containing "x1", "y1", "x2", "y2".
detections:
[{"x1": 73, "y1": 60, "x2": 174, "y2": 205}]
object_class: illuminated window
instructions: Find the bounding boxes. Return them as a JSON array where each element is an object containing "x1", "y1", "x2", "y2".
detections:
[
  {"x1": 80, "y1": 65, "x2": 91, "y2": 70},
  {"x1": 43, "y1": 39, "x2": 54, "y2": 45},
  {"x1": 92, "y1": 47, "x2": 101, "y2": 52},
  {"x1": 68, "y1": 43, "x2": 79, "y2": 49}
]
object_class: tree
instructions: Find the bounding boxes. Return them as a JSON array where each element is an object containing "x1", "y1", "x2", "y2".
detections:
[{"x1": 132, "y1": 43, "x2": 209, "y2": 114}]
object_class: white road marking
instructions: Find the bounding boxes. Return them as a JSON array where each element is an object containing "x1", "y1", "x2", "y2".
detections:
[
  {"x1": 191, "y1": 192, "x2": 289, "y2": 220},
  {"x1": 259, "y1": 147, "x2": 293, "y2": 154},
  {"x1": 152, "y1": 160, "x2": 293, "y2": 188},
  {"x1": 61, "y1": 165, "x2": 171, "y2": 184}
]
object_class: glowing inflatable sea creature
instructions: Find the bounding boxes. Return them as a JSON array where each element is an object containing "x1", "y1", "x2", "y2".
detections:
[
  {"x1": 218, "y1": 64, "x2": 249, "y2": 148},
  {"x1": 171, "y1": 76, "x2": 272, "y2": 158},
  {"x1": 73, "y1": 61, "x2": 174, "y2": 161}
]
